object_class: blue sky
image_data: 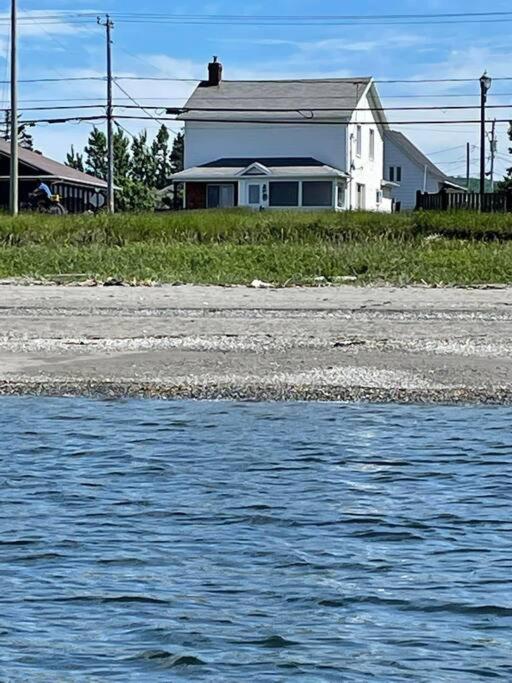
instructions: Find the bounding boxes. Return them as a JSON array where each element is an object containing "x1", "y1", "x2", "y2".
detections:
[{"x1": 2, "y1": 0, "x2": 512, "y2": 180}]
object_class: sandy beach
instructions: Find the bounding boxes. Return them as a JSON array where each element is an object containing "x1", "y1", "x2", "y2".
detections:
[{"x1": 1, "y1": 283, "x2": 511, "y2": 403}]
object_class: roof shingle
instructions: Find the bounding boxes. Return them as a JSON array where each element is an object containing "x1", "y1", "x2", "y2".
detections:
[{"x1": 178, "y1": 78, "x2": 372, "y2": 122}]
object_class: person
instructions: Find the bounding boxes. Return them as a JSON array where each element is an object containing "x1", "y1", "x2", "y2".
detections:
[
  {"x1": 29, "y1": 179, "x2": 53, "y2": 211},
  {"x1": 33, "y1": 178, "x2": 53, "y2": 200}
]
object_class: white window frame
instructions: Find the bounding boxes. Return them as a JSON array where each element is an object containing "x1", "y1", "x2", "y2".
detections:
[{"x1": 369, "y1": 129, "x2": 375, "y2": 161}]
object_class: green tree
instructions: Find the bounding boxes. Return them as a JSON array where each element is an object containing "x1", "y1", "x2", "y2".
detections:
[
  {"x1": 65, "y1": 145, "x2": 85, "y2": 172},
  {"x1": 64, "y1": 124, "x2": 180, "y2": 211},
  {"x1": 497, "y1": 123, "x2": 512, "y2": 191},
  {"x1": 84, "y1": 127, "x2": 108, "y2": 180},
  {"x1": 170, "y1": 131, "x2": 184, "y2": 173},
  {"x1": 2, "y1": 111, "x2": 35, "y2": 150},
  {"x1": 131, "y1": 130, "x2": 156, "y2": 185},
  {"x1": 151, "y1": 125, "x2": 172, "y2": 189},
  {"x1": 19, "y1": 124, "x2": 34, "y2": 151},
  {"x1": 116, "y1": 177, "x2": 156, "y2": 212},
  {"x1": 113, "y1": 126, "x2": 131, "y2": 181}
]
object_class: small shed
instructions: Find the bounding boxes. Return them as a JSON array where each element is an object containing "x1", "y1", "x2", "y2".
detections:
[{"x1": 0, "y1": 140, "x2": 108, "y2": 213}]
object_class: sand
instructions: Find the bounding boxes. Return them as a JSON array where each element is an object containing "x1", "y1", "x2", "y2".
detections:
[{"x1": 1, "y1": 283, "x2": 511, "y2": 403}]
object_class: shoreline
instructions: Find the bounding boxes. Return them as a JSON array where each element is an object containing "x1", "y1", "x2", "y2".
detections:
[
  {"x1": 2, "y1": 380, "x2": 512, "y2": 405},
  {"x1": 1, "y1": 284, "x2": 512, "y2": 405}
]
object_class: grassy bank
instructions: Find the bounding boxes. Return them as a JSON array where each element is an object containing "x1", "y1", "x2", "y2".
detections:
[{"x1": 1, "y1": 210, "x2": 512, "y2": 285}]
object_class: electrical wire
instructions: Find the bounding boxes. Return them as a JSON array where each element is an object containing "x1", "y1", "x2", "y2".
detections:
[
  {"x1": 173, "y1": 104, "x2": 512, "y2": 113},
  {"x1": 112, "y1": 79, "x2": 180, "y2": 134},
  {"x1": 1, "y1": 75, "x2": 512, "y2": 86}
]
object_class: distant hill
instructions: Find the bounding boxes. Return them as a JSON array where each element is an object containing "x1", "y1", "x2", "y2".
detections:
[{"x1": 449, "y1": 177, "x2": 495, "y2": 192}]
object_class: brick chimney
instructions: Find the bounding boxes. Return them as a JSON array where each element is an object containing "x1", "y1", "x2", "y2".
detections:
[{"x1": 207, "y1": 56, "x2": 223, "y2": 86}]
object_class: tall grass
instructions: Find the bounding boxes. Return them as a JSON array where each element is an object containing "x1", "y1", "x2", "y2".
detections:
[
  {"x1": 0, "y1": 210, "x2": 413, "y2": 246},
  {"x1": 1, "y1": 240, "x2": 512, "y2": 285},
  {"x1": 1, "y1": 209, "x2": 511, "y2": 284}
]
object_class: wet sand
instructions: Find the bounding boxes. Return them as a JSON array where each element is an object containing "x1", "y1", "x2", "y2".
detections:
[{"x1": 1, "y1": 284, "x2": 512, "y2": 403}]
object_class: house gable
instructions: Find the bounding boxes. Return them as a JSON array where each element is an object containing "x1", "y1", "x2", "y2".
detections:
[{"x1": 238, "y1": 162, "x2": 271, "y2": 176}]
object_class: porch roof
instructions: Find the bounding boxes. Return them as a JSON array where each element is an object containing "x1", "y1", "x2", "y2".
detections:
[{"x1": 170, "y1": 157, "x2": 348, "y2": 182}]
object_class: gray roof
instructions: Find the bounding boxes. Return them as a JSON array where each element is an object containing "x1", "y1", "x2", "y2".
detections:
[
  {"x1": 170, "y1": 157, "x2": 348, "y2": 182},
  {"x1": 178, "y1": 78, "x2": 373, "y2": 122},
  {"x1": 385, "y1": 130, "x2": 450, "y2": 181},
  {"x1": 0, "y1": 139, "x2": 108, "y2": 188}
]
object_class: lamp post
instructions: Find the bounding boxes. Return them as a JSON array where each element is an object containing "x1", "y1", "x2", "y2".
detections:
[{"x1": 480, "y1": 72, "x2": 492, "y2": 197}]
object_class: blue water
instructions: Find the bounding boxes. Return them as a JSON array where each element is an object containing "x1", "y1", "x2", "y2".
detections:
[{"x1": 1, "y1": 398, "x2": 511, "y2": 682}]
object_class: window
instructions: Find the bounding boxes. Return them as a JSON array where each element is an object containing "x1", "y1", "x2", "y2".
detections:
[
  {"x1": 357, "y1": 183, "x2": 366, "y2": 210},
  {"x1": 396, "y1": 166, "x2": 402, "y2": 182},
  {"x1": 376, "y1": 190, "x2": 383, "y2": 204},
  {"x1": 356, "y1": 125, "x2": 362, "y2": 157},
  {"x1": 389, "y1": 166, "x2": 395, "y2": 182},
  {"x1": 337, "y1": 184, "x2": 346, "y2": 209},
  {"x1": 269, "y1": 181, "x2": 299, "y2": 207},
  {"x1": 248, "y1": 184, "x2": 260, "y2": 204},
  {"x1": 207, "y1": 184, "x2": 235, "y2": 208},
  {"x1": 369, "y1": 129, "x2": 375, "y2": 161},
  {"x1": 302, "y1": 181, "x2": 332, "y2": 207}
]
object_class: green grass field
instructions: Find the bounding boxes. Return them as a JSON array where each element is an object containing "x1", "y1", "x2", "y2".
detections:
[{"x1": 1, "y1": 210, "x2": 511, "y2": 285}]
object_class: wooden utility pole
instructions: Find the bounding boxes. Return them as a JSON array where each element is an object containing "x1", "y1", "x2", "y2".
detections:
[
  {"x1": 98, "y1": 15, "x2": 114, "y2": 213},
  {"x1": 489, "y1": 119, "x2": 497, "y2": 193},
  {"x1": 466, "y1": 142, "x2": 471, "y2": 189},
  {"x1": 10, "y1": 0, "x2": 18, "y2": 216}
]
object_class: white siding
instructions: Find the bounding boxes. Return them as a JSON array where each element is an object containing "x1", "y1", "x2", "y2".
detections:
[
  {"x1": 184, "y1": 121, "x2": 347, "y2": 170},
  {"x1": 346, "y1": 88, "x2": 386, "y2": 211},
  {"x1": 384, "y1": 136, "x2": 443, "y2": 210}
]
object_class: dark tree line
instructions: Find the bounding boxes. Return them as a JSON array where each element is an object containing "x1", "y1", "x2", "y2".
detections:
[{"x1": 65, "y1": 125, "x2": 184, "y2": 210}]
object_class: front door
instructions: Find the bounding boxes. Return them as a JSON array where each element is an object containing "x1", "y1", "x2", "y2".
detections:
[{"x1": 247, "y1": 181, "x2": 268, "y2": 209}]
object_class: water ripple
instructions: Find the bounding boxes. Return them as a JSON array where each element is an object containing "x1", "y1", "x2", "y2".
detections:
[{"x1": 0, "y1": 398, "x2": 511, "y2": 681}]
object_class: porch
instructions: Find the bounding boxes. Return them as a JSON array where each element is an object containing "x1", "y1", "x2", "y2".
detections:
[{"x1": 170, "y1": 157, "x2": 349, "y2": 211}]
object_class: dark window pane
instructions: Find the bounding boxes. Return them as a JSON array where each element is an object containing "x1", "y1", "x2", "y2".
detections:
[
  {"x1": 248, "y1": 184, "x2": 260, "y2": 203},
  {"x1": 396, "y1": 167, "x2": 402, "y2": 182},
  {"x1": 269, "y1": 182, "x2": 299, "y2": 207},
  {"x1": 207, "y1": 185, "x2": 220, "y2": 208},
  {"x1": 389, "y1": 167, "x2": 395, "y2": 182},
  {"x1": 302, "y1": 181, "x2": 332, "y2": 207}
]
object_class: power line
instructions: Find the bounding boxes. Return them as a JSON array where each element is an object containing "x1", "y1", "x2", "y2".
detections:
[
  {"x1": 115, "y1": 116, "x2": 512, "y2": 126},
  {"x1": 3, "y1": 9, "x2": 512, "y2": 21},
  {"x1": 173, "y1": 104, "x2": 512, "y2": 113},
  {"x1": 2, "y1": 75, "x2": 512, "y2": 86},
  {"x1": 16, "y1": 111, "x2": 512, "y2": 126},
  {"x1": 112, "y1": 78, "x2": 180, "y2": 134},
  {"x1": 105, "y1": 10, "x2": 512, "y2": 19},
  {"x1": 427, "y1": 144, "x2": 476, "y2": 156}
]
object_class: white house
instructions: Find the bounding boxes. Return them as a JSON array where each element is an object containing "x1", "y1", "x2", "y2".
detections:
[
  {"x1": 168, "y1": 58, "x2": 397, "y2": 212},
  {"x1": 384, "y1": 130, "x2": 466, "y2": 210}
]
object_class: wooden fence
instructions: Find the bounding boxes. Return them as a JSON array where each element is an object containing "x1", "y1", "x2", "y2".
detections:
[{"x1": 416, "y1": 189, "x2": 512, "y2": 213}]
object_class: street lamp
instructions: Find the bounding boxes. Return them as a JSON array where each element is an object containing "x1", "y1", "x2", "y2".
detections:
[{"x1": 480, "y1": 72, "x2": 492, "y2": 197}]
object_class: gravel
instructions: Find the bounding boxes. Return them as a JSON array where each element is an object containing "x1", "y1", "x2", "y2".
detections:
[{"x1": 1, "y1": 284, "x2": 511, "y2": 404}]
